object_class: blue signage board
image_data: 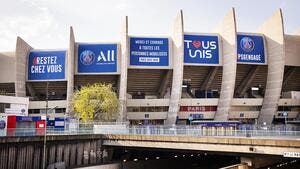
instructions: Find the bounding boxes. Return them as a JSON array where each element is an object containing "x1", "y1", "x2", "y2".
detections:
[
  {"x1": 237, "y1": 34, "x2": 265, "y2": 64},
  {"x1": 78, "y1": 44, "x2": 117, "y2": 73},
  {"x1": 184, "y1": 34, "x2": 220, "y2": 64},
  {"x1": 28, "y1": 50, "x2": 66, "y2": 80},
  {"x1": 130, "y1": 37, "x2": 169, "y2": 66}
]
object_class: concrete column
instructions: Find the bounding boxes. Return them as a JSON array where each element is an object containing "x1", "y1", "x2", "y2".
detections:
[
  {"x1": 165, "y1": 10, "x2": 184, "y2": 125},
  {"x1": 8, "y1": 146, "x2": 16, "y2": 169},
  {"x1": 56, "y1": 144, "x2": 64, "y2": 162},
  {"x1": 66, "y1": 27, "x2": 76, "y2": 116},
  {"x1": 118, "y1": 16, "x2": 129, "y2": 122},
  {"x1": 83, "y1": 141, "x2": 91, "y2": 165},
  {"x1": 33, "y1": 146, "x2": 41, "y2": 169},
  {"x1": 63, "y1": 144, "x2": 70, "y2": 167},
  {"x1": 214, "y1": 8, "x2": 237, "y2": 121},
  {"x1": 70, "y1": 143, "x2": 77, "y2": 166},
  {"x1": 25, "y1": 145, "x2": 34, "y2": 169},
  {"x1": 15, "y1": 37, "x2": 32, "y2": 97},
  {"x1": 258, "y1": 9, "x2": 285, "y2": 125},
  {"x1": 0, "y1": 146, "x2": 8, "y2": 169},
  {"x1": 48, "y1": 145, "x2": 56, "y2": 165},
  {"x1": 16, "y1": 145, "x2": 26, "y2": 169},
  {"x1": 76, "y1": 142, "x2": 84, "y2": 166}
]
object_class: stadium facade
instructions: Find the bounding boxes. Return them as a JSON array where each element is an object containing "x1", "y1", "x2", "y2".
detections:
[{"x1": 0, "y1": 8, "x2": 299, "y2": 126}]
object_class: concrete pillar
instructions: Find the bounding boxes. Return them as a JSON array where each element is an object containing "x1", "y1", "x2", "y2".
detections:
[
  {"x1": 76, "y1": 142, "x2": 84, "y2": 166},
  {"x1": 8, "y1": 146, "x2": 16, "y2": 169},
  {"x1": 25, "y1": 145, "x2": 34, "y2": 169},
  {"x1": 56, "y1": 144, "x2": 64, "y2": 162},
  {"x1": 33, "y1": 146, "x2": 41, "y2": 169},
  {"x1": 15, "y1": 37, "x2": 32, "y2": 97},
  {"x1": 214, "y1": 8, "x2": 237, "y2": 121},
  {"x1": 66, "y1": 27, "x2": 76, "y2": 116},
  {"x1": 16, "y1": 145, "x2": 26, "y2": 169},
  {"x1": 96, "y1": 139, "x2": 103, "y2": 164},
  {"x1": 118, "y1": 16, "x2": 129, "y2": 122},
  {"x1": 90, "y1": 140, "x2": 97, "y2": 164},
  {"x1": 165, "y1": 10, "x2": 184, "y2": 125},
  {"x1": 0, "y1": 146, "x2": 8, "y2": 169},
  {"x1": 48, "y1": 144, "x2": 56, "y2": 165},
  {"x1": 83, "y1": 141, "x2": 91, "y2": 165},
  {"x1": 70, "y1": 143, "x2": 77, "y2": 166},
  {"x1": 258, "y1": 9, "x2": 285, "y2": 125},
  {"x1": 63, "y1": 144, "x2": 70, "y2": 167}
]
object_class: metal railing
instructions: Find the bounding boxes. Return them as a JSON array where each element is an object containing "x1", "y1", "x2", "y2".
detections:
[{"x1": 1, "y1": 125, "x2": 300, "y2": 138}]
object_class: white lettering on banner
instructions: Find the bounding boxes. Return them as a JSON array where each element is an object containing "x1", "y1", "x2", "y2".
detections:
[
  {"x1": 97, "y1": 50, "x2": 115, "y2": 62},
  {"x1": 184, "y1": 40, "x2": 217, "y2": 59},
  {"x1": 35, "y1": 56, "x2": 57, "y2": 64},
  {"x1": 139, "y1": 57, "x2": 160, "y2": 63},
  {"x1": 31, "y1": 65, "x2": 45, "y2": 73},
  {"x1": 46, "y1": 65, "x2": 62, "y2": 73},
  {"x1": 238, "y1": 54, "x2": 261, "y2": 61}
]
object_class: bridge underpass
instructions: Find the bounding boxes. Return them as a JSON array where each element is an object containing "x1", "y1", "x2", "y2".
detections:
[
  {"x1": 0, "y1": 130, "x2": 299, "y2": 169},
  {"x1": 107, "y1": 147, "x2": 300, "y2": 169}
]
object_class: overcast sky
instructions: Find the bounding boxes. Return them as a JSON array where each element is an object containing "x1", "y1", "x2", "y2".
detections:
[{"x1": 0, "y1": 0, "x2": 299, "y2": 52}]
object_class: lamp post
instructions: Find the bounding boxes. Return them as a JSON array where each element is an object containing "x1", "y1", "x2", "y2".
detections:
[
  {"x1": 41, "y1": 83, "x2": 58, "y2": 169},
  {"x1": 42, "y1": 81, "x2": 49, "y2": 169}
]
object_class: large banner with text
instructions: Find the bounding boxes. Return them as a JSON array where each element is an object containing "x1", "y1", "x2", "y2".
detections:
[
  {"x1": 27, "y1": 50, "x2": 66, "y2": 80},
  {"x1": 77, "y1": 44, "x2": 117, "y2": 73},
  {"x1": 130, "y1": 37, "x2": 169, "y2": 66},
  {"x1": 237, "y1": 34, "x2": 266, "y2": 64},
  {"x1": 184, "y1": 34, "x2": 220, "y2": 65}
]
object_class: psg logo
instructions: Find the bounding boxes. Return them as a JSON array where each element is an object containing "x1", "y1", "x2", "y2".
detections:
[
  {"x1": 80, "y1": 50, "x2": 95, "y2": 65},
  {"x1": 240, "y1": 37, "x2": 255, "y2": 52}
]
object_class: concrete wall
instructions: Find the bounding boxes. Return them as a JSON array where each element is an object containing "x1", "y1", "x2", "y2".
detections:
[
  {"x1": 214, "y1": 8, "x2": 237, "y2": 121},
  {"x1": 166, "y1": 10, "x2": 184, "y2": 125},
  {"x1": 29, "y1": 100, "x2": 67, "y2": 109},
  {"x1": 284, "y1": 35, "x2": 300, "y2": 66},
  {"x1": 0, "y1": 136, "x2": 105, "y2": 169},
  {"x1": 127, "y1": 112, "x2": 168, "y2": 120},
  {"x1": 258, "y1": 9, "x2": 285, "y2": 125},
  {"x1": 0, "y1": 52, "x2": 15, "y2": 83},
  {"x1": 15, "y1": 37, "x2": 32, "y2": 97}
]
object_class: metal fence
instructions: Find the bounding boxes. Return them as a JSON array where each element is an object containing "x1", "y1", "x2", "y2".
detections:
[{"x1": 1, "y1": 125, "x2": 300, "y2": 138}]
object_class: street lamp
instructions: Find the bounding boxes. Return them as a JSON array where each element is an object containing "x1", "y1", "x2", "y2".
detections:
[
  {"x1": 42, "y1": 81, "x2": 58, "y2": 169},
  {"x1": 42, "y1": 81, "x2": 49, "y2": 169}
]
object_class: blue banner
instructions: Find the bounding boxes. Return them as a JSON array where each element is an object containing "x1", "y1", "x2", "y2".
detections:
[
  {"x1": 28, "y1": 50, "x2": 66, "y2": 80},
  {"x1": 184, "y1": 34, "x2": 220, "y2": 64},
  {"x1": 130, "y1": 37, "x2": 169, "y2": 66},
  {"x1": 78, "y1": 44, "x2": 117, "y2": 73},
  {"x1": 237, "y1": 34, "x2": 265, "y2": 64}
]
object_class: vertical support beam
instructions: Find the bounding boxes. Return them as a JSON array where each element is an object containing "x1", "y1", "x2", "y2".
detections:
[
  {"x1": 214, "y1": 8, "x2": 237, "y2": 120},
  {"x1": 158, "y1": 70, "x2": 171, "y2": 98},
  {"x1": 282, "y1": 67, "x2": 296, "y2": 89},
  {"x1": 200, "y1": 66, "x2": 219, "y2": 90},
  {"x1": 26, "y1": 83, "x2": 37, "y2": 99},
  {"x1": 258, "y1": 9, "x2": 285, "y2": 125},
  {"x1": 235, "y1": 66, "x2": 260, "y2": 97},
  {"x1": 166, "y1": 10, "x2": 184, "y2": 125},
  {"x1": 15, "y1": 37, "x2": 32, "y2": 97},
  {"x1": 118, "y1": 16, "x2": 129, "y2": 122},
  {"x1": 66, "y1": 27, "x2": 75, "y2": 116}
]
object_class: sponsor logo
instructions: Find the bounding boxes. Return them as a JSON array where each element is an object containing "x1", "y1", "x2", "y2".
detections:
[
  {"x1": 240, "y1": 36, "x2": 255, "y2": 52},
  {"x1": 80, "y1": 50, "x2": 95, "y2": 65},
  {"x1": 96, "y1": 50, "x2": 115, "y2": 65}
]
